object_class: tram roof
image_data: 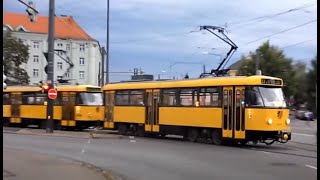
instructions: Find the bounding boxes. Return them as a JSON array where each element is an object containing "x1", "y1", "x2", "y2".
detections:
[
  {"x1": 4, "y1": 85, "x2": 101, "y2": 92},
  {"x1": 103, "y1": 75, "x2": 283, "y2": 90}
]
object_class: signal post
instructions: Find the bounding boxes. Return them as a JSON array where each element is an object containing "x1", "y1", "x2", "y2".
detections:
[{"x1": 19, "y1": 0, "x2": 55, "y2": 133}]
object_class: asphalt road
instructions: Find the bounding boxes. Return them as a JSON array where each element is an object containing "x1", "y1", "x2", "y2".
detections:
[
  {"x1": 290, "y1": 118, "x2": 317, "y2": 145},
  {"x1": 3, "y1": 131, "x2": 317, "y2": 180}
]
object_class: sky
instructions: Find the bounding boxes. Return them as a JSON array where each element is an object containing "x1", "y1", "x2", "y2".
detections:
[{"x1": 4, "y1": 0, "x2": 317, "y2": 82}]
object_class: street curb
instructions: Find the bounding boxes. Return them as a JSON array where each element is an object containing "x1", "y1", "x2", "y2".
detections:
[{"x1": 72, "y1": 161, "x2": 125, "y2": 180}]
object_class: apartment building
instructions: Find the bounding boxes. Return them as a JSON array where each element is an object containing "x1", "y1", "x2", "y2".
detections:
[{"x1": 3, "y1": 12, "x2": 102, "y2": 85}]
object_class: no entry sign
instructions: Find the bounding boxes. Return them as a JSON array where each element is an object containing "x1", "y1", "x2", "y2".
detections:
[{"x1": 48, "y1": 89, "x2": 58, "y2": 100}]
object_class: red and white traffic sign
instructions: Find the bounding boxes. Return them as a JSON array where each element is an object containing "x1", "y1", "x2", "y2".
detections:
[{"x1": 48, "y1": 89, "x2": 58, "y2": 100}]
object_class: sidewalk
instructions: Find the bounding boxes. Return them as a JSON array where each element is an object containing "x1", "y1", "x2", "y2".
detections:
[{"x1": 3, "y1": 148, "x2": 107, "y2": 180}]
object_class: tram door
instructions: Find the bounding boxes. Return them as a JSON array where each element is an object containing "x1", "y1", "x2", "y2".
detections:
[
  {"x1": 222, "y1": 86, "x2": 246, "y2": 139},
  {"x1": 10, "y1": 93, "x2": 22, "y2": 123},
  {"x1": 145, "y1": 89, "x2": 160, "y2": 132},
  {"x1": 104, "y1": 91, "x2": 115, "y2": 129},
  {"x1": 61, "y1": 92, "x2": 76, "y2": 126}
]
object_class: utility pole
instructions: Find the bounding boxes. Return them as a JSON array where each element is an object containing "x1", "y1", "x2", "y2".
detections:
[
  {"x1": 46, "y1": 0, "x2": 55, "y2": 133},
  {"x1": 105, "y1": 0, "x2": 110, "y2": 84}
]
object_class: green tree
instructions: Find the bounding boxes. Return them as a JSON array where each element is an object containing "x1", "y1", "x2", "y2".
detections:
[
  {"x1": 3, "y1": 32, "x2": 30, "y2": 85},
  {"x1": 306, "y1": 56, "x2": 317, "y2": 114},
  {"x1": 238, "y1": 41, "x2": 296, "y2": 98},
  {"x1": 291, "y1": 61, "x2": 308, "y2": 106}
]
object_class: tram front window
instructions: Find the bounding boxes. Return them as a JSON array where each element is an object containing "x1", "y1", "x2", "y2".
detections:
[
  {"x1": 247, "y1": 86, "x2": 287, "y2": 108},
  {"x1": 79, "y1": 93, "x2": 103, "y2": 105}
]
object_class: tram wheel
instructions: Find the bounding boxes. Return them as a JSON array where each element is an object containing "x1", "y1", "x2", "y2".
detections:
[
  {"x1": 188, "y1": 128, "x2": 199, "y2": 142},
  {"x1": 212, "y1": 129, "x2": 223, "y2": 145},
  {"x1": 118, "y1": 124, "x2": 127, "y2": 135},
  {"x1": 136, "y1": 126, "x2": 145, "y2": 137}
]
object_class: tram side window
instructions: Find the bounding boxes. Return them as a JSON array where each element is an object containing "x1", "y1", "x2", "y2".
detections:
[
  {"x1": 130, "y1": 90, "x2": 145, "y2": 106},
  {"x1": 245, "y1": 87, "x2": 263, "y2": 107},
  {"x1": 161, "y1": 89, "x2": 177, "y2": 106},
  {"x1": 3, "y1": 93, "x2": 11, "y2": 105},
  {"x1": 179, "y1": 88, "x2": 195, "y2": 106},
  {"x1": 21, "y1": 93, "x2": 48, "y2": 105},
  {"x1": 22, "y1": 93, "x2": 33, "y2": 104},
  {"x1": 115, "y1": 91, "x2": 130, "y2": 105},
  {"x1": 199, "y1": 87, "x2": 221, "y2": 107}
]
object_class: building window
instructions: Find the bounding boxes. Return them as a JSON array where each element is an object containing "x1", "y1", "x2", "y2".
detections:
[
  {"x1": 79, "y1": 71, "x2": 85, "y2": 79},
  {"x1": 79, "y1": 44, "x2": 85, "y2": 52},
  {"x1": 58, "y1": 51, "x2": 63, "y2": 56},
  {"x1": 33, "y1": 69, "x2": 39, "y2": 78},
  {"x1": 66, "y1": 44, "x2": 70, "y2": 51},
  {"x1": 79, "y1": 57, "x2": 85, "y2": 65},
  {"x1": 57, "y1": 76, "x2": 63, "y2": 79},
  {"x1": 57, "y1": 62, "x2": 63, "y2": 70},
  {"x1": 57, "y1": 43, "x2": 63, "y2": 47},
  {"x1": 33, "y1": 55, "x2": 39, "y2": 63},
  {"x1": 33, "y1": 41, "x2": 39, "y2": 49},
  {"x1": 65, "y1": 72, "x2": 70, "y2": 78}
]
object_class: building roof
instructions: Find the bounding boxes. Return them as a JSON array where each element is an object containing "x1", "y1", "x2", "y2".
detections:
[{"x1": 3, "y1": 12, "x2": 95, "y2": 41}]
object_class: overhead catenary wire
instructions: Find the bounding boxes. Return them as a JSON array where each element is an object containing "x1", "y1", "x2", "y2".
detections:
[
  {"x1": 110, "y1": 26, "x2": 201, "y2": 44},
  {"x1": 243, "y1": 19, "x2": 317, "y2": 46},
  {"x1": 226, "y1": 1, "x2": 316, "y2": 30},
  {"x1": 281, "y1": 37, "x2": 317, "y2": 49}
]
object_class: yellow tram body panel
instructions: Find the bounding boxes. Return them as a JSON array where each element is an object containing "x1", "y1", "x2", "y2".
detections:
[
  {"x1": 113, "y1": 106, "x2": 145, "y2": 124},
  {"x1": 3, "y1": 105, "x2": 11, "y2": 117},
  {"x1": 74, "y1": 106, "x2": 104, "y2": 121},
  {"x1": 159, "y1": 107, "x2": 222, "y2": 128},
  {"x1": 20, "y1": 105, "x2": 47, "y2": 119},
  {"x1": 3, "y1": 85, "x2": 102, "y2": 127},
  {"x1": 19, "y1": 105, "x2": 63, "y2": 119},
  {"x1": 245, "y1": 108, "x2": 290, "y2": 131}
]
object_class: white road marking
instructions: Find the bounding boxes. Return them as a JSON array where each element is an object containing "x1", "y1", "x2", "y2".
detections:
[
  {"x1": 130, "y1": 140, "x2": 136, "y2": 143},
  {"x1": 81, "y1": 149, "x2": 85, "y2": 154},
  {"x1": 129, "y1": 136, "x2": 135, "y2": 139},
  {"x1": 291, "y1": 127, "x2": 315, "y2": 130},
  {"x1": 262, "y1": 151, "x2": 270, "y2": 154},
  {"x1": 305, "y1": 165, "x2": 317, "y2": 170},
  {"x1": 292, "y1": 133, "x2": 315, "y2": 137},
  {"x1": 88, "y1": 140, "x2": 91, "y2": 144}
]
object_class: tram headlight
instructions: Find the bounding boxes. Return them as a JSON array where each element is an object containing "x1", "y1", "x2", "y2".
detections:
[
  {"x1": 267, "y1": 118, "x2": 273, "y2": 125},
  {"x1": 286, "y1": 118, "x2": 290, "y2": 125}
]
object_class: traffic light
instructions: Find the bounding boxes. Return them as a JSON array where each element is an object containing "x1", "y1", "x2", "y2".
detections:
[
  {"x1": 40, "y1": 82, "x2": 50, "y2": 93},
  {"x1": 26, "y1": 1, "x2": 37, "y2": 22},
  {"x1": 43, "y1": 52, "x2": 48, "y2": 74}
]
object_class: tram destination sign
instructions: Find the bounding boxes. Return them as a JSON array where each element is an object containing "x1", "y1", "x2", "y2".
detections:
[{"x1": 261, "y1": 79, "x2": 282, "y2": 85}]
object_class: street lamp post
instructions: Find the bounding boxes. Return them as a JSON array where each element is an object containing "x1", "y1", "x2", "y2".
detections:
[{"x1": 105, "y1": 0, "x2": 110, "y2": 85}]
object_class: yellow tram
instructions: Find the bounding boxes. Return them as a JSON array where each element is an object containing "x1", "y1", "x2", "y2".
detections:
[
  {"x1": 3, "y1": 85, "x2": 104, "y2": 129},
  {"x1": 102, "y1": 74, "x2": 291, "y2": 145}
]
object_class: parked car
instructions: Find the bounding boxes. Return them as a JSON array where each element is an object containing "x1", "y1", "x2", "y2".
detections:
[{"x1": 295, "y1": 110, "x2": 314, "y2": 121}]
